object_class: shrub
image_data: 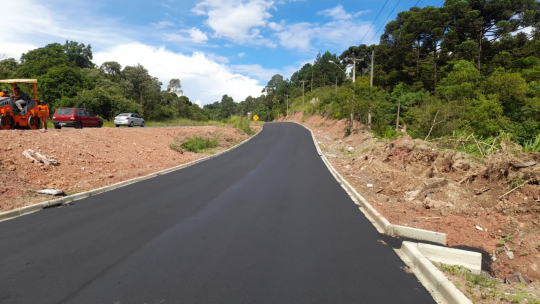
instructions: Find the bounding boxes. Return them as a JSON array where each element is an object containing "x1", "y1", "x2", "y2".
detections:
[
  {"x1": 229, "y1": 116, "x2": 254, "y2": 135},
  {"x1": 169, "y1": 134, "x2": 220, "y2": 153}
]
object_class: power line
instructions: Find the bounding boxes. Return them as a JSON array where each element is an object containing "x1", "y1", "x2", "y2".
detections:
[
  {"x1": 438, "y1": 0, "x2": 444, "y2": 6},
  {"x1": 359, "y1": 0, "x2": 390, "y2": 45},
  {"x1": 414, "y1": 0, "x2": 422, "y2": 7},
  {"x1": 367, "y1": 0, "x2": 402, "y2": 45}
]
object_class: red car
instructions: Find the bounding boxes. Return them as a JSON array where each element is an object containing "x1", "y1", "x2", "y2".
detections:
[{"x1": 52, "y1": 108, "x2": 103, "y2": 129}]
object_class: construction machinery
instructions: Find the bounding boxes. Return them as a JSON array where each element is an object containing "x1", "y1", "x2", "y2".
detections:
[{"x1": 0, "y1": 79, "x2": 48, "y2": 130}]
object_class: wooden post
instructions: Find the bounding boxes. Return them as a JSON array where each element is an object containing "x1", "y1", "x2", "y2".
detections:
[
  {"x1": 368, "y1": 109, "x2": 372, "y2": 130},
  {"x1": 370, "y1": 50, "x2": 374, "y2": 87},
  {"x1": 395, "y1": 99, "x2": 401, "y2": 132}
]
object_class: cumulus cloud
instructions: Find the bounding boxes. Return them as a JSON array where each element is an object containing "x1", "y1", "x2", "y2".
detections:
[
  {"x1": 274, "y1": 20, "x2": 373, "y2": 52},
  {"x1": 317, "y1": 5, "x2": 370, "y2": 20},
  {"x1": 151, "y1": 21, "x2": 176, "y2": 28},
  {"x1": 165, "y1": 28, "x2": 209, "y2": 44},
  {"x1": 94, "y1": 43, "x2": 264, "y2": 104},
  {"x1": 192, "y1": 0, "x2": 276, "y2": 47},
  {"x1": 238, "y1": 52, "x2": 246, "y2": 58},
  {"x1": 231, "y1": 64, "x2": 280, "y2": 82}
]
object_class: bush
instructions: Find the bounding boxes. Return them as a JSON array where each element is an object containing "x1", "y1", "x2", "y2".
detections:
[
  {"x1": 229, "y1": 116, "x2": 254, "y2": 135},
  {"x1": 169, "y1": 135, "x2": 220, "y2": 153}
]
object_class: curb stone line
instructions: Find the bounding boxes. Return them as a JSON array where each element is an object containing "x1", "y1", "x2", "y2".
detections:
[
  {"x1": 0, "y1": 124, "x2": 264, "y2": 223},
  {"x1": 293, "y1": 121, "x2": 446, "y2": 244},
  {"x1": 291, "y1": 121, "x2": 474, "y2": 304},
  {"x1": 400, "y1": 242, "x2": 472, "y2": 304}
]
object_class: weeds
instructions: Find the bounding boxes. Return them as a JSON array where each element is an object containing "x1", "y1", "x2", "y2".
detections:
[
  {"x1": 169, "y1": 134, "x2": 220, "y2": 153},
  {"x1": 435, "y1": 131, "x2": 521, "y2": 160},
  {"x1": 523, "y1": 134, "x2": 540, "y2": 153},
  {"x1": 511, "y1": 178, "x2": 524, "y2": 189},
  {"x1": 229, "y1": 116, "x2": 254, "y2": 135}
]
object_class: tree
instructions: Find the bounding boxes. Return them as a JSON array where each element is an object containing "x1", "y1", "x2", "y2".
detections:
[
  {"x1": 64, "y1": 40, "x2": 94, "y2": 69},
  {"x1": 19, "y1": 43, "x2": 70, "y2": 77},
  {"x1": 167, "y1": 78, "x2": 182, "y2": 96},
  {"x1": 100, "y1": 61, "x2": 122, "y2": 81}
]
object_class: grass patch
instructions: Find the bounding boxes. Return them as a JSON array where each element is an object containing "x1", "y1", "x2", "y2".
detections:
[
  {"x1": 169, "y1": 134, "x2": 220, "y2": 153},
  {"x1": 228, "y1": 116, "x2": 254, "y2": 135},
  {"x1": 523, "y1": 134, "x2": 540, "y2": 152}
]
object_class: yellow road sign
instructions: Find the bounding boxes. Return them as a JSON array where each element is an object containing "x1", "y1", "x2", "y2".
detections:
[{"x1": 253, "y1": 115, "x2": 259, "y2": 121}]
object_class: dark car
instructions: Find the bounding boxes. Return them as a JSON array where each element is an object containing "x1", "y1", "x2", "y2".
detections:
[{"x1": 52, "y1": 108, "x2": 103, "y2": 129}]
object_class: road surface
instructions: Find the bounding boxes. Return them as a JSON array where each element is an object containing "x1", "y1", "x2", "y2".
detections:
[{"x1": 0, "y1": 122, "x2": 435, "y2": 304}]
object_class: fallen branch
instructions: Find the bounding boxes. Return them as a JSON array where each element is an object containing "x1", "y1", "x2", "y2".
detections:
[
  {"x1": 458, "y1": 172, "x2": 478, "y2": 184},
  {"x1": 22, "y1": 149, "x2": 59, "y2": 166},
  {"x1": 499, "y1": 178, "x2": 533, "y2": 199}
]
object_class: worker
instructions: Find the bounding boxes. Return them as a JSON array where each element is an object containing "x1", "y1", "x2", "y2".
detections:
[
  {"x1": 38, "y1": 100, "x2": 49, "y2": 130},
  {"x1": 14, "y1": 87, "x2": 29, "y2": 114},
  {"x1": 0, "y1": 89, "x2": 7, "y2": 97}
]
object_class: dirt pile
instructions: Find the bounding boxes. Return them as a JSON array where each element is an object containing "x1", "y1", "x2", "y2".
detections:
[
  {"x1": 0, "y1": 125, "x2": 259, "y2": 211},
  {"x1": 281, "y1": 112, "x2": 540, "y2": 281}
]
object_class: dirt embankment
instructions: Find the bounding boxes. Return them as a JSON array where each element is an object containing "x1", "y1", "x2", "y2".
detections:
[
  {"x1": 0, "y1": 125, "x2": 259, "y2": 211},
  {"x1": 280, "y1": 113, "x2": 540, "y2": 282}
]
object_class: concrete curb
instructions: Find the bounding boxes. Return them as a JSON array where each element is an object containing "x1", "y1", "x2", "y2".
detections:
[
  {"x1": 294, "y1": 121, "x2": 447, "y2": 245},
  {"x1": 0, "y1": 124, "x2": 264, "y2": 223},
  {"x1": 400, "y1": 241, "x2": 472, "y2": 304},
  {"x1": 416, "y1": 243, "x2": 482, "y2": 275}
]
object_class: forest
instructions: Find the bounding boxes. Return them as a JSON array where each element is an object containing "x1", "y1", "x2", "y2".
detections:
[{"x1": 1, "y1": 0, "x2": 540, "y2": 145}]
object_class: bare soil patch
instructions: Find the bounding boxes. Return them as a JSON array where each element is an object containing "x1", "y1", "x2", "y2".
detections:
[
  {"x1": 280, "y1": 113, "x2": 540, "y2": 284},
  {"x1": 0, "y1": 125, "x2": 260, "y2": 212}
]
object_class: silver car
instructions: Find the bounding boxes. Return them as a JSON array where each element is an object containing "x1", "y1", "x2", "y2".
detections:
[{"x1": 114, "y1": 113, "x2": 145, "y2": 127}]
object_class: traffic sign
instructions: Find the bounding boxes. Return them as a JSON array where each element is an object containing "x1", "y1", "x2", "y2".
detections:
[{"x1": 253, "y1": 115, "x2": 259, "y2": 121}]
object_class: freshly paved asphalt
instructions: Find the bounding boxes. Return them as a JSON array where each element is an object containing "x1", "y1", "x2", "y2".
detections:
[{"x1": 0, "y1": 122, "x2": 435, "y2": 304}]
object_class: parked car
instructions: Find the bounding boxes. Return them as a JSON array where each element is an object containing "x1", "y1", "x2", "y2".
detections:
[
  {"x1": 114, "y1": 113, "x2": 145, "y2": 127},
  {"x1": 52, "y1": 108, "x2": 103, "y2": 129}
]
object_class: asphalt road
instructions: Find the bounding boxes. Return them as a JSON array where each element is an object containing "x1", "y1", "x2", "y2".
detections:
[{"x1": 0, "y1": 122, "x2": 435, "y2": 304}]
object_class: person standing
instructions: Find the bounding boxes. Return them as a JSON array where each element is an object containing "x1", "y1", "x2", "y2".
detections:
[{"x1": 38, "y1": 100, "x2": 49, "y2": 129}]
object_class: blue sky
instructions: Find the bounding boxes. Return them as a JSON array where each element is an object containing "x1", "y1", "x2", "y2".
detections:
[{"x1": 1, "y1": 0, "x2": 444, "y2": 105}]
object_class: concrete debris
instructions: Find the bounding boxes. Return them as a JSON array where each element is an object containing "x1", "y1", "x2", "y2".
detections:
[
  {"x1": 513, "y1": 161, "x2": 536, "y2": 168},
  {"x1": 475, "y1": 225, "x2": 483, "y2": 231},
  {"x1": 505, "y1": 273, "x2": 531, "y2": 284},
  {"x1": 504, "y1": 244, "x2": 514, "y2": 260},
  {"x1": 366, "y1": 184, "x2": 373, "y2": 188},
  {"x1": 37, "y1": 189, "x2": 65, "y2": 196},
  {"x1": 404, "y1": 190, "x2": 421, "y2": 202}
]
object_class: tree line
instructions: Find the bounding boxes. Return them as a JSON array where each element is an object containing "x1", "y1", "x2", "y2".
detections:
[
  {"x1": 222, "y1": 0, "x2": 540, "y2": 144},
  {"x1": 0, "y1": 41, "x2": 207, "y2": 121}
]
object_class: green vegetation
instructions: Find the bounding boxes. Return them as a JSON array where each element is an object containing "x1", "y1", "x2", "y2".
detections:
[
  {"x1": 3, "y1": 0, "x2": 540, "y2": 145},
  {"x1": 228, "y1": 116, "x2": 254, "y2": 135},
  {"x1": 169, "y1": 135, "x2": 220, "y2": 154}
]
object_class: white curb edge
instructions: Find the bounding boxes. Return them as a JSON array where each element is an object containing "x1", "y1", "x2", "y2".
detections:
[
  {"x1": 292, "y1": 121, "x2": 447, "y2": 245},
  {"x1": 398, "y1": 241, "x2": 472, "y2": 304},
  {"x1": 0, "y1": 124, "x2": 264, "y2": 222}
]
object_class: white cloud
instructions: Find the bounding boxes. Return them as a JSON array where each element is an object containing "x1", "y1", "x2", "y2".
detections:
[
  {"x1": 231, "y1": 64, "x2": 280, "y2": 82},
  {"x1": 0, "y1": 42, "x2": 37, "y2": 61},
  {"x1": 317, "y1": 5, "x2": 370, "y2": 20},
  {"x1": 94, "y1": 43, "x2": 264, "y2": 105},
  {"x1": 165, "y1": 28, "x2": 209, "y2": 44},
  {"x1": 238, "y1": 52, "x2": 246, "y2": 58},
  {"x1": 275, "y1": 20, "x2": 373, "y2": 52},
  {"x1": 192, "y1": 0, "x2": 276, "y2": 47},
  {"x1": 268, "y1": 21, "x2": 284, "y2": 31},
  {"x1": 195, "y1": 100, "x2": 203, "y2": 107},
  {"x1": 0, "y1": 0, "x2": 130, "y2": 55},
  {"x1": 151, "y1": 21, "x2": 176, "y2": 28}
]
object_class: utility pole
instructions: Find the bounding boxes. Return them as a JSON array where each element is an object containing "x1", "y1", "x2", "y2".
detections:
[
  {"x1": 285, "y1": 95, "x2": 289, "y2": 117},
  {"x1": 311, "y1": 71, "x2": 313, "y2": 93},
  {"x1": 300, "y1": 80, "x2": 307, "y2": 119},
  {"x1": 347, "y1": 57, "x2": 364, "y2": 83},
  {"x1": 335, "y1": 77, "x2": 338, "y2": 94},
  {"x1": 370, "y1": 50, "x2": 375, "y2": 87}
]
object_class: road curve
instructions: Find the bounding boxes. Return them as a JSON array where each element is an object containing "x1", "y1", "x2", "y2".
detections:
[{"x1": 0, "y1": 122, "x2": 435, "y2": 304}]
